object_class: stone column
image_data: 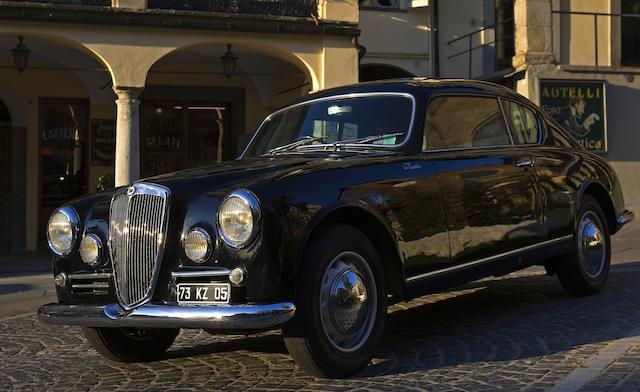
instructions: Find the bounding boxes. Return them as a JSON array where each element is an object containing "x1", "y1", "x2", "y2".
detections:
[
  {"x1": 114, "y1": 86, "x2": 143, "y2": 186},
  {"x1": 512, "y1": 0, "x2": 555, "y2": 69}
]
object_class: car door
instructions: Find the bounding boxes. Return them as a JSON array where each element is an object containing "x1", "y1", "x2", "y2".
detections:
[{"x1": 422, "y1": 94, "x2": 546, "y2": 268}]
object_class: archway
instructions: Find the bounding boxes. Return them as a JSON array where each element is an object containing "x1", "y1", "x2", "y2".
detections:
[
  {"x1": 141, "y1": 42, "x2": 311, "y2": 177},
  {"x1": 0, "y1": 100, "x2": 9, "y2": 252},
  {"x1": 359, "y1": 63, "x2": 415, "y2": 82},
  {"x1": 0, "y1": 34, "x2": 114, "y2": 249}
]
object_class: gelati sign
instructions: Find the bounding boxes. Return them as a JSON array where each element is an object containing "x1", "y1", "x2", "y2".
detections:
[{"x1": 539, "y1": 79, "x2": 607, "y2": 152}]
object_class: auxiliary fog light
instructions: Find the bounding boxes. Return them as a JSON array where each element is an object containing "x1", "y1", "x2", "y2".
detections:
[
  {"x1": 229, "y1": 267, "x2": 246, "y2": 286},
  {"x1": 184, "y1": 228, "x2": 212, "y2": 263},
  {"x1": 79, "y1": 234, "x2": 103, "y2": 266}
]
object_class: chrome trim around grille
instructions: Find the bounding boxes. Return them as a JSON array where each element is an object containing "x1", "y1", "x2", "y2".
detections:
[{"x1": 109, "y1": 183, "x2": 170, "y2": 310}]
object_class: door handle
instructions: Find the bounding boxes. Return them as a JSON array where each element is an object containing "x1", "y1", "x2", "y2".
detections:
[{"x1": 515, "y1": 158, "x2": 534, "y2": 168}]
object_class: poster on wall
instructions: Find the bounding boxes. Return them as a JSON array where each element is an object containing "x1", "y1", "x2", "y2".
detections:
[
  {"x1": 91, "y1": 119, "x2": 115, "y2": 166},
  {"x1": 539, "y1": 79, "x2": 607, "y2": 152}
]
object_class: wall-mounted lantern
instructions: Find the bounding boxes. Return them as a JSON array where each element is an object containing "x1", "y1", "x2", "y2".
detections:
[
  {"x1": 11, "y1": 36, "x2": 31, "y2": 74},
  {"x1": 220, "y1": 44, "x2": 238, "y2": 80}
]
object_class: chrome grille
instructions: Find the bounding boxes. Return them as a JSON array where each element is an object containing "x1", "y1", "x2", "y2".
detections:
[{"x1": 109, "y1": 183, "x2": 170, "y2": 309}]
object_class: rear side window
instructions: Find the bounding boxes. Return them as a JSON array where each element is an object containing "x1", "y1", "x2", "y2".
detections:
[
  {"x1": 502, "y1": 100, "x2": 540, "y2": 144},
  {"x1": 424, "y1": 96, "x2": 511, "y2": 150}
]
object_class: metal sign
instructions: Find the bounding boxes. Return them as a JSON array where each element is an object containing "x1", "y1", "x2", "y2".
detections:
[{"x1": 539, "y1": 79, "x2": 607, "y2": 152}]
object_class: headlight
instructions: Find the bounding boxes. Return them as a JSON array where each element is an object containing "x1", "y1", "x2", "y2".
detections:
[
  {"x1": 47, "y1": 207, "x2": 79, "y2": 256},
  {"x1": 183, "y1": 228, "x2": 212, "y2": 263},
  {"x1": 217, "y1": 189, "x2": 261, "y2": 248},
  {"x1": 79, "y1": 234, "x2": 103, "y2": 266}
]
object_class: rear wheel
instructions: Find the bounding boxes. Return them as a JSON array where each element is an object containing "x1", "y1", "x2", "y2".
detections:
[
  {"x1": 557, "y1": 195, "x2": 611, "y2": 296},
  {"x1": 83, "y1": 327, "x2": 179, "y2": 362},
  {"x1": 282, "y1": 224, "x2": 386, "y2": 378}
]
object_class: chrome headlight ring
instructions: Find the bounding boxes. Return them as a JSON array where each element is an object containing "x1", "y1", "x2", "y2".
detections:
[
  {"x1": 217, "y1": 189, "x2": 262, "y2": 249},
  {"x1": 183, "y1": 227, "x2": 213, "y2": 263},
  {"x1": 46, "y1": 206, "x2": 80, "y2": 257}
]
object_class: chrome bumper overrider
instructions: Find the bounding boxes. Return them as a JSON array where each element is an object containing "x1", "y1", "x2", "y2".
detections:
[
  {"x1": 37, "y1": 302, "x2": 296, "y2": 331},
  {"x1": 617, "y1": 210, "x2": 635, "y2": 231}
]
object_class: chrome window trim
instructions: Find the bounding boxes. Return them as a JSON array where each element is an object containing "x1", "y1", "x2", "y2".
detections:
[
  {"x1": 108, "y1": 182, "x2": 171, "y2": 311},
  {"x1": 240, "y1": 92, "x2": 417, "y2": 158},
  {"x1": 422, "y1": 93, "x2": 546, "y2": 153},
  {"x1": 405, "y1": 235, "x2": 573, "y2": 283},
  {"x1": 182, "y1": 227, "x2": 213, "y2": 264},
  {"x1": 497, "y1": 97, "x2": 516, "y2": 145},
  {"x1": 47, "y1": 206, "x2": 81, "y2": 257},
  {"x1": 216, "y1": 189, "x2": 262, "y2": 249}
]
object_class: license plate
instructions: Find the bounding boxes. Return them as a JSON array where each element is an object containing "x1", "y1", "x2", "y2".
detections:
[{"x1": 177, "y1": 283, "x2": 230, "y2": 305}]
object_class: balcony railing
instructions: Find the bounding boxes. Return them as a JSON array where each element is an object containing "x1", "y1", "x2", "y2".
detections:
[
  {"x1": 19, "y1": 0, "x2": 111, "y2": 5},
  {"x1": 148, "y1": 0, "x2": 318, "y2": 18},
  {"x1": 446, "y1": 18, "x2": 514, "y2": 79}
]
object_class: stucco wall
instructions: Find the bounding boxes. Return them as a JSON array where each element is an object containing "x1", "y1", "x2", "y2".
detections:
[{"x1": 358, "y1": 7, "x2": 432, "y2": 76}]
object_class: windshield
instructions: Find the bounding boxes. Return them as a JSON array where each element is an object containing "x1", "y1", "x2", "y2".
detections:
[{"x1": 242, "y1": 94, "x2": 414, "y2": 157}]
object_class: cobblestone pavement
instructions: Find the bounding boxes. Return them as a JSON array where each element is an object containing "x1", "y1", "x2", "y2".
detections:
[{"x1": 1, "y1": 229, "x2": 640, "y2": 391}]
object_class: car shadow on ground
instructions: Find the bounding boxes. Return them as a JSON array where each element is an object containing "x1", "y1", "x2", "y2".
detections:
[{"x1": 164, "y1": 263, "x2": 640, "y2": 378}]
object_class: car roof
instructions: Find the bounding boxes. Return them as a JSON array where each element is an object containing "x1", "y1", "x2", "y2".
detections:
[{"x1": 289, "y1": 78, "x2": 528, "y2": 106}]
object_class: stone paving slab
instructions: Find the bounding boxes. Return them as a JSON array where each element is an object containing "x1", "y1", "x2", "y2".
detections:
[{"x1": 2, "y1": 265, "x2": 640, "y2": 391}]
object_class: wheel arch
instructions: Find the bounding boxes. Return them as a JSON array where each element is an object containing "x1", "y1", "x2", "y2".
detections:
[
  {"x1": 579, "y1": 181, "x2": 617, "y2": 234},
  {"x1": 296, "y1": 204, "x2": 406, "y2": 301}
]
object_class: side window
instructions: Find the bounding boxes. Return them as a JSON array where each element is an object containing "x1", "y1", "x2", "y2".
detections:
[
  {"x1": 545, "y1": 119, "x2": 578, "y2": 148},
  {"x1": 424, "y1": 96, "x2": 511, "y2": 150},
  {"x1": 502, "y1": 100, "x2": 540, "y2": 144}
]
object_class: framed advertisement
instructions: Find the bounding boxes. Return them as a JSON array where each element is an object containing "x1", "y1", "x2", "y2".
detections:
[
  {"x1": 91, "y1": 119, "x2": 115, "y2": 166},
  {"x1": 539, "y1": 79, "x2": 607, "y2": 152}
]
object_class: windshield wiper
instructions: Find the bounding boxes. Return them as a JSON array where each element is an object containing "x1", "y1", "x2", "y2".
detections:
[
  {"x1": 265, "y1": 136, "x2": 326, "y2": 155},
  {"x1": 350, "y1": 132, "x2": 405, "y2": 144}
]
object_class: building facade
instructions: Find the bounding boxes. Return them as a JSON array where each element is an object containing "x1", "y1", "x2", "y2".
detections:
[
  {"x1": 0, "y1": 0, "x2": 360, "y2": 251},
  {"x1": 358, "y1": 0, "x2": 640, "y2": 219},
  {"x1": 2, "y1": 0, "x2": 640, "y2": 252}
]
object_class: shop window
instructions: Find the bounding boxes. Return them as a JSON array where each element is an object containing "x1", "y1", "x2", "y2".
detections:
[
  {"x1": 622, "y1": 0, "x2": 640, "y2": 66},
  {"x1": 140, "y1": 103, "x2": 231, "y2": 178},
  {"x1": 39, "y1": 98, "x2": 89, "y2": 246}
]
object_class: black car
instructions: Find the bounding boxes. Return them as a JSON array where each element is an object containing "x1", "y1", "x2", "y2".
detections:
[{"x1": 39, "y1": 79, "x2": 634, "y2": 377}]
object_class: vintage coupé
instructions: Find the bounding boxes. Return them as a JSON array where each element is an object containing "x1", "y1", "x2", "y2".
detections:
[{"x1": 38, "y1": 79, "x2": 633, "y2": 377}]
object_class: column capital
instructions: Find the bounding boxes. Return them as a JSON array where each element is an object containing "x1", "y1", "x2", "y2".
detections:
[{"x1": 113, "y1": 86, "x2": 144, "y2": 101}]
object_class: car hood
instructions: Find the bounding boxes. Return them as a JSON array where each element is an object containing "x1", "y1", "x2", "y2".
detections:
[{"x1": 140, "y1": 154, "x2": 394, "y2": 199}]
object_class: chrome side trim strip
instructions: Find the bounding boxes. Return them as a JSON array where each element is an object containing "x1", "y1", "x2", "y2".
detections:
[
  {"x1": 38, "y1": 301, "x2": 296, "y2": 331},
  {"x1": 406, "y1": 235, "x2": 573, "y2": 283},
  {"x1": 171, "y1": 269, "x2": 230, "y2": 278}
]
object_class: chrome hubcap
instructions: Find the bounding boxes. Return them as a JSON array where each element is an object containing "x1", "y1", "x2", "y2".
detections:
[
  {"x1": 578, "y1": 211, "x2": 606, "y2": 278},
  {"x1": 320, "y1": 251, "x2": 376, "y2": 353}
]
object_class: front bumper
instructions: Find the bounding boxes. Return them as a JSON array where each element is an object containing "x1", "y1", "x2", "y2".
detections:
[
  {"x1": 38, "y1": 302, "x2": 296, "y2": 331},
  {"x1": 617, "y1": 209, "x2": 635, "y2": 232}
]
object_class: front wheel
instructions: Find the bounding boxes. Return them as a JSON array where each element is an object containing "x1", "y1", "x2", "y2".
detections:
[
  {"x1": 557, "y1": 195, "x2": 611, "y2": 296},
  {"x1": 283, "y1": 224, "x2": 387, "y2": 378},
  {"x1": 83, "y1": 327, "x2": 179, "y2": 362}
]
